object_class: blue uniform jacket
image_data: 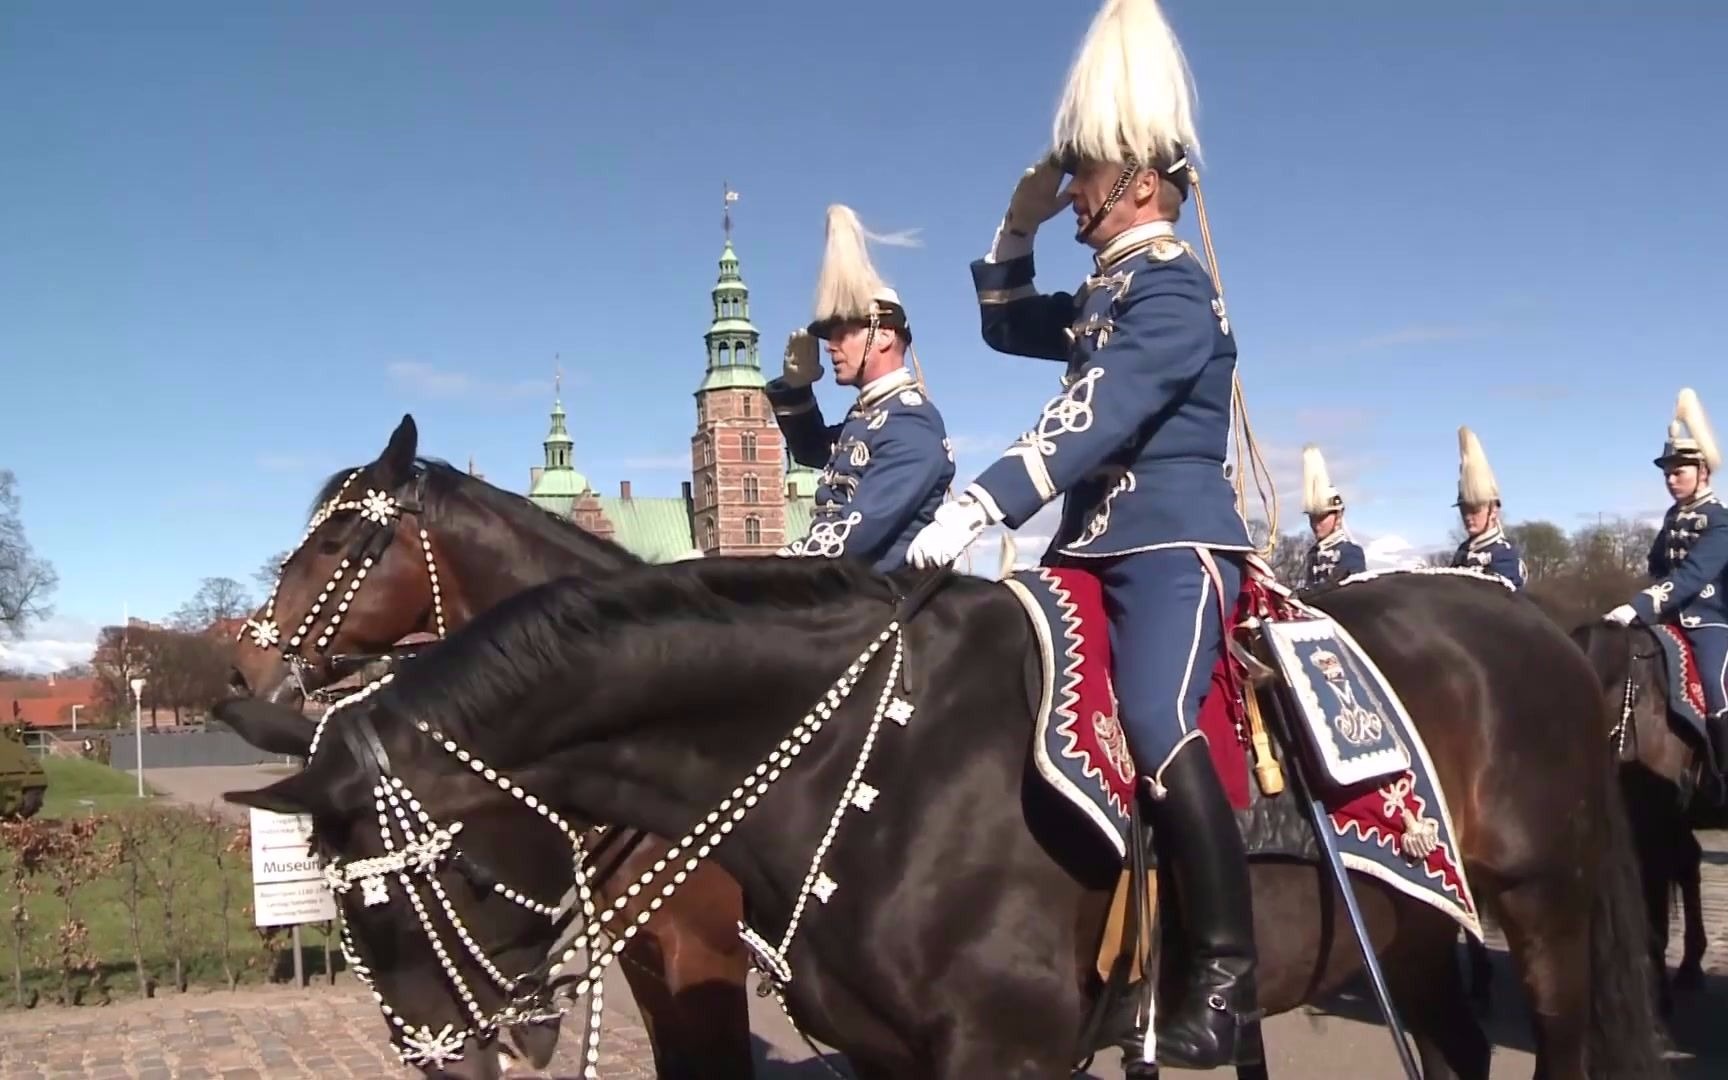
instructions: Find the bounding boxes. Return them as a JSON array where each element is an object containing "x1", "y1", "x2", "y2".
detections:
[
  {"x1": 964, "y1": 222, "x2": 1251, "y2": 559},
  {"x1": 765, "y1": 367, "x2": 955, "y2": 573},
  {"x1": 1301, "y1": 532, "x2": 1366, "y2": 591},
  {"x1": 1450, "y1": 528, "x2": 1527, "y2": 589},
  {"x1": 1631, "y1": 490, "x2": 1728, "y2": 628}
]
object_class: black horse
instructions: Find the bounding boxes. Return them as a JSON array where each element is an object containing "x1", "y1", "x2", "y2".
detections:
[
  {"x1": 222, "y1": 556, "x2": 1665, "y2": 1079},
  {"x1": 1570, "y1": 620, "x2": 1711, "y2": 1013}
]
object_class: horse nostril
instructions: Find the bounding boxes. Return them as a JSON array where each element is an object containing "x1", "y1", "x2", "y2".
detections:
[{"x1": 228, "y1": 669, "x2": 252, "y2": 696}]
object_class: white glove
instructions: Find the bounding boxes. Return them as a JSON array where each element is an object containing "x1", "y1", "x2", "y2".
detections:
[
  {"x1": 906, "y1": 495, "x2": 994, "y2": 569},
  {"x1": 988, "y1": 160, "x2": 1072, "y2": 263},
  {"x1": 1006, "y1": 159, "x2": 1070, "y2": 236},
  {"x1": 781, "y1": 329, "x2": 822, "y2": 388},
  {"x1": 1603, "y1": 604, "x2": 1637, "y2": 626}
]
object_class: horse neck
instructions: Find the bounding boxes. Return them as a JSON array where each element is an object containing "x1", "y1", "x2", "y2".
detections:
[{"x1": 430, "y1": 487, "x2": 637, "y2": 614}]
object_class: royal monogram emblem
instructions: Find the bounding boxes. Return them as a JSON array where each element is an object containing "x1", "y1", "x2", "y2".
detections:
[{"x1": 1262, "y1": 617, "x2": 1412, "y2": 789}]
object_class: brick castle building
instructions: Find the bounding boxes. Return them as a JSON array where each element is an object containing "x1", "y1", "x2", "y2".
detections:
[{"x1": 524, "y1": 218, "x2": 817, "y2": 559}]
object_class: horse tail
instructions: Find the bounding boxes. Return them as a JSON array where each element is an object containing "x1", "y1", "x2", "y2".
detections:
[{"x1": 1587, "y1": 762, "x2": 1669, "y2": 1078}]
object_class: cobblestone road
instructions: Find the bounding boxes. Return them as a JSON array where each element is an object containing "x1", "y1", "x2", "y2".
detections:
[{"x1": 4, "y1": 834, "x2": 1726, "y2": 1078}]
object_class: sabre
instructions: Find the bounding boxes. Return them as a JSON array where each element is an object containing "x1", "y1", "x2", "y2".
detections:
[{"x1": 1267, "y1": 691, "x2": 1423, "y2": 1080}]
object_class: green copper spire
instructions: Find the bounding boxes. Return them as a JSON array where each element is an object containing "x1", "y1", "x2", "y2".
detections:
[
  {"x1": 699, "y1": 183, "x2": 766, "y2": 392},
  {"x1": 530, "y1": 364, "x2": 590, "y2": 502}
]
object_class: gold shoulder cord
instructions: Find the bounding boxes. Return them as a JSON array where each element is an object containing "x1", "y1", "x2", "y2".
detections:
[{"x1": 1188, "y1": 169, "x2": 1279, "y2": 555}]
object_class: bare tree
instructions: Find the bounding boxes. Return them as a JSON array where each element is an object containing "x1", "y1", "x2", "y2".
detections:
[
  {"x1": 171, "y1": 577, "x2": 253, "y2": 634},
  {"x1": 0, "y1": 470, "x2": 58, "y2": 636},
  {"x1": 253, "y1": 550, "x2": 290, "y2": 600},
  {"x1": 1505, "y1": 520, "x2": 1571, "y2": 583}
]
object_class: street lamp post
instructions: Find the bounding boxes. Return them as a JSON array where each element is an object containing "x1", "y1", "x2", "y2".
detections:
[{"x1": 129, "y1": 677, "x2": 147, "y2": 798}]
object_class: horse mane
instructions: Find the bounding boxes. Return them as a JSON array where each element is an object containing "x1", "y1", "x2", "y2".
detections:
[
  {"x1": 383, "y1": 555, "x2": 898, "y2": 751},
  {"x1": 309, "y1": 458, "x2": 642, "y2": 569}
]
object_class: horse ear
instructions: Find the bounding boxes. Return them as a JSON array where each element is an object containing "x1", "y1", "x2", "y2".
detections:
[
  {"x1": 378, "y1": 414, "x2": 418, "y2": 483},
  {"x1": 224, "y1": 770, "x2": 324, "y2": 816},
  {"x1": 212, "y1": 698, "x2": 315, "y2": 757}
]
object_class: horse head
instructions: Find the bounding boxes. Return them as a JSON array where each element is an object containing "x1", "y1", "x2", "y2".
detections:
[
  {"x1": 218, "y1": 691, "x2": 582, "y2": 1079},
  {"x1": 230, "y1": 414, "x2": 447, "y2": 706}
]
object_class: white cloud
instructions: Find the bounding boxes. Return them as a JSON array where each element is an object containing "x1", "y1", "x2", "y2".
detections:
[
  {"x1": 386, "y1": 362, "x2": 554, "y2": 402},
  {"x1": 862, "y1": 226, "x2": 923, "y2": 249},
  {"x1": 0, "y1": 614, "x2": 100, "y2": 675},
  {"x1": 1361, "y1": 533, "x2": 1425, "y2": 571}
]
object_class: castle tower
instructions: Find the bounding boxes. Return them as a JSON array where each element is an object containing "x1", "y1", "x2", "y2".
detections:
[
  {"x1": 691, "y1": 188, "x2": 789, "y2": 555},
  {"x1": 528, "y1": 369, "x2": 614, "y2": 542}
]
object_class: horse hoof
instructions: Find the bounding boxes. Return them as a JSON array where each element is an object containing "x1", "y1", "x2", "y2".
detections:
[{"x1": 1674, "y1": 964, "x2": 1705, "y2": 991}]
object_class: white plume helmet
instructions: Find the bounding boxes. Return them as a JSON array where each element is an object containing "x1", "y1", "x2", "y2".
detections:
[
  {"x1": 1657, "y1": 387, "x2": 1721, "y2": 472},
  {"x1": 1301, "y1": 445, "x2": 1344, "y2": 516},
  {"x1": 810, "y1": 204, "x2": 904, "y2": 331},
  {"x1": 1051, "y1": 0, "x2": 1200, "y2": 169},
  {"x1": 1455, "y1": 426, "x2": 1501, "y2": 508}
]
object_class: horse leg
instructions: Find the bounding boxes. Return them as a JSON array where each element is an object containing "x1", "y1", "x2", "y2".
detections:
[
  {"x1": 1385, "y1": 911, "x2": 1491, "y2": 1080},
  {"x1": 1674, "y1": 827, "x2": 1706, "y2": 990},
  {"x1": 1463, "y1": 933, "x2": 1493, "y2": 1007},
  {"x1": 1491, "y1": 876, "x2": 1591, "y2": 1080}
]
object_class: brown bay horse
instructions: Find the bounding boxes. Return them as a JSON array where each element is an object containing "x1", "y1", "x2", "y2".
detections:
[
  {"x1": 223, "y1": 558, "x2": 1665, "y2": 1079},
  {"x1": 226, "y1": 414, "x2": 755, "y2": 1079},
  {"x1": 1570, "y1": 621, "x2": 1711, "y2": 1013}
]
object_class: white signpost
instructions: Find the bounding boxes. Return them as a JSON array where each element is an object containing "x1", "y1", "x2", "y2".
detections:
[{"x1": 250, "y1": 807, "x2": 337, "y2": 986}]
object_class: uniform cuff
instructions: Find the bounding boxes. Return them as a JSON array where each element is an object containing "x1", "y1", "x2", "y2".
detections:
[
  {"x1": 765, "y1": 378, "x2": 816, "y2": 414},
  {"x1": 973, "y1": 457, "x2": 1049, "y2": 529},
  {"x1": 972, "y1": 253, "x2": 1037, "y2": 306}
]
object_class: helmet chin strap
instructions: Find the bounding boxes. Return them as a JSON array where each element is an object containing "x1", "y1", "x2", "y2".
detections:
[{"x1": 1075, "y1": 161, "x2": 1141, "y2": 244}]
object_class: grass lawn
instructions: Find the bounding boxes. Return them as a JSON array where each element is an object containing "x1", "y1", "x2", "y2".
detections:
[
  {"x1": 2, "y1": 782, "x2": 340, "y2": 1009},
  {"x1": 38, "y1": 756, "x2": 158, "y2": 818}
]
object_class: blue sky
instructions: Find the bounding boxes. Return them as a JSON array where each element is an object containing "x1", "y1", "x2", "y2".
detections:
[{"x1": 2, "y1": 1, "x2": 1725, "y2": 665}]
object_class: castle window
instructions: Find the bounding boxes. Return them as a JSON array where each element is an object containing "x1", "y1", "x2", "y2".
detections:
[
  {"x1": 702, "y1": 519, "x2": 717, "y2": 549},
  {"x1": 702, "y1": 435, "x2": 714, "y2": 465},
  {"x1": 742, "y1": 394, "x2": 755, "y2": 418},
  {"x1": 716, "y1": 341, "x2": 731, "y2": 366},
  {"x1": 741, "y1": 432, "x2": 758, "y2": 462},
  {"x1": 745, "y1": 516, "x2": 762, "y2": 545},
  {"x1": 703, "y1": 474, "x2": 715, "y2": 507},
  {"x1": 743, "y1": 475, "x2": 760, "y2": 504}
]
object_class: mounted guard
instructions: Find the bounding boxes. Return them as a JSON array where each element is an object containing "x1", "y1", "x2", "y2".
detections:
[
  {"x1": 1449, "y1": 426, "x2": 1526, "y2": 588},
  {"x1": 768, "y1": 205, "x2": 955, "y2": 572},
  {"x1": 1605, "y1": 387, "x2": 1728, "y2": 774},
  {"x1": 1298, "y1": 444, "x2": 1365, "y2": 591},
  {"x1": 906, "y1": 0, "x2": 1260, "y2": 1068}
]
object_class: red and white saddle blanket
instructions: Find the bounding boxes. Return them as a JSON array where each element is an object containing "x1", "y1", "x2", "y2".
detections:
[
  {"x1": 1649, "y1": 624, "x2": 1710, "y2": 742},
  {"x1": 1002, "y1": 562, "x2": 1481, "y2": 941}
]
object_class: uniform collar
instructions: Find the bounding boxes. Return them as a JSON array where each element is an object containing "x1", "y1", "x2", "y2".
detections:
[
  {"x1": 1678, "y1": 487, "x2": 1718, "y2": 512},
  {"x1": 1094, "y1": 221, "x2": 1178, "y2": 272},
  {"x1": 854, "y1": 367, "x2": 916, "y2": 411},
  {"x1": 1317, "y1": 529, "x2": 1352, "y2": 551},
  {"x1": 1466, "y1": 525, "x2": 1506, "y2": 551}
]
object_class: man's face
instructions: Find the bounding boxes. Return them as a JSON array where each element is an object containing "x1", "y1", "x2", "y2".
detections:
[
  {"x1": 1309, "y1": 511, "x2": 1340, "y2": 540},
  {"x1": 825, "y1": 323, "x2": 878, "y2": 387},
  {"x1": 1460, "y1": 504, "x2": 1493, "y2": 537},
  {"x1": 1665, "y1": 463, "x2": 1704, "y2": 503},
  {"x1": 1064, "y1": 159, "x2": 1145, "y2": 248}
]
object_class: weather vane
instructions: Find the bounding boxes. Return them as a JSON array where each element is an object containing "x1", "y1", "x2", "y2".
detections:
[
  {"x1": 723, "y1": 181, "x2": 740, "y2": 240},
  {"x1": 554, "y1": 353, "x2": 562, "y2": 399}
]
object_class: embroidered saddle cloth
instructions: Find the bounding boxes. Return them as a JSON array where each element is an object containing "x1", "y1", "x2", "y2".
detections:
[
  {"x1": 1002, "y1": 564, "x2": 1481, "y2": 941},
  {"x1": 1650, "y1": 623, "x2": 1710, "y2": 745}
]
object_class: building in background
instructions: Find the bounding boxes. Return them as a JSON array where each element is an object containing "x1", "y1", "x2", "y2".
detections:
[{"x1": 528, "y1": 216, "x2": 817, "y2": 559}]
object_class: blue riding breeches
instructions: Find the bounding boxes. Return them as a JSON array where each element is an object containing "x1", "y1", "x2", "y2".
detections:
[
  {"x1": 1064, "y1": 546, "x2": 1243, "y2": 789},
  {"x1": 1691, "y1": 624, "x2": 1728, "y2": 717}
]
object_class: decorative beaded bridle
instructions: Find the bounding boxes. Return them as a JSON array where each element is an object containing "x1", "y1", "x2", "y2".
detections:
[
  {"x1": 241, "y1": 467, "x2": 448, "y2": 701},
  {"x1": 316, "y1": 610, "x2": 921, "y2": 1075}
]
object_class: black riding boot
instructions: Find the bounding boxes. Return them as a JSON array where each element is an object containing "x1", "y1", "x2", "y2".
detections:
[
  {"x1": 1709, "y1": 710, "x2": 1728, "y2": 780},
  {"x1": 1115, "y1": 739, "x2": 1261, "y2": 1071}
]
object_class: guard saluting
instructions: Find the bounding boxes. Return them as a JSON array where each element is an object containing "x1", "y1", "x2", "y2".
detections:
[
  {"x1": 1298, "y1": 444, "x2": 1365, "y2": 591},
  {"x1": 767, "y1": 205, "x2": 954, "y2": 572},
  {"x1": 906, "y1": 0, "x2": 1260, "y2": 1069},
  {"x1": 1449, "y1": 427, "x2": 1526, "y2": 588}
]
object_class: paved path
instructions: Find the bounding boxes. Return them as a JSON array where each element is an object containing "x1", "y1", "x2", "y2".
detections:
[{"x1": 4, "y1": 822, "x2": 1725, "y2": 1077}]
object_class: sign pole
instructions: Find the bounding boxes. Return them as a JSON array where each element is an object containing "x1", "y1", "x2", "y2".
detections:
[{"x1": 291, "y1": 925, "x2": 305, "y2": 987}]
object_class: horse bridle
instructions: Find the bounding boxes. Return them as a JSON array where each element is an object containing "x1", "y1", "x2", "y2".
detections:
[
  {"x1": 241, "y1": 467, "x2": 447, "y2": 703},
  {"x1": 312, "y1": 569, "x2": 951, "y2": 1074}
]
